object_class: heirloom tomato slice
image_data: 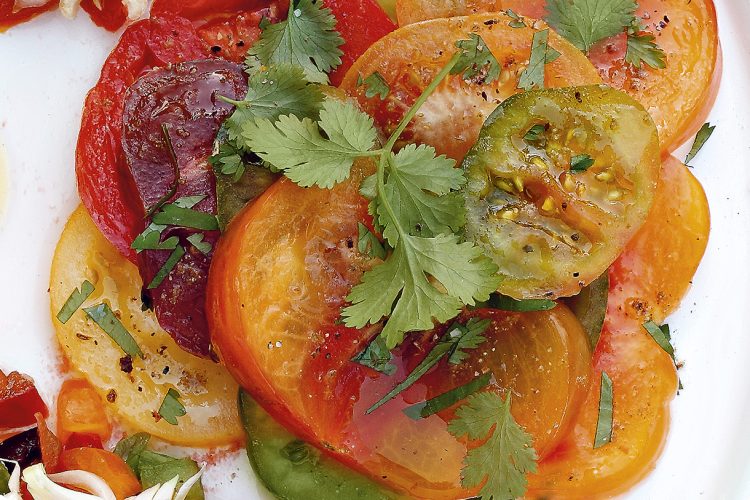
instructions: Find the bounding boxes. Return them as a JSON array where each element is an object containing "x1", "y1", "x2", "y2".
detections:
[
  {"x1": 340, "y1": 13, "x2": 601, "y2": 162},
  {"x1": 396, "y1": 0, "x2": 721, "y2": 154},
  {"x1": 462, "y1": 86, "x2": 661, "y2": 299},
  {"x1": 50, "y1": 207, "x2": 243, "y2": 447},
  {"x1": 208, "y1": 161, "x2": 592, "y2": 497}
]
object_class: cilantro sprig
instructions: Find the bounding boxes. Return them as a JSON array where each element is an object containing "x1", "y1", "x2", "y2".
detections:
[
  {"x1": 242, "y1": 36, "x2": 503, "y2": 348},
  {"x1": 448, "y1": 392, "x2": 538, "y2": 499}
]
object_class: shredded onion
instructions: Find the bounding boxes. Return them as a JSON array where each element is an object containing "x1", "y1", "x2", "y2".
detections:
[
  {"x1": 18, "y1": 0, "x2": 147, "y2": 21},
  {"x1": 48, "y1": 470, "x2": 117, "y2": 500},
  {"x1": 0, "y1": 460, "x2": 22, "y2": 500}
]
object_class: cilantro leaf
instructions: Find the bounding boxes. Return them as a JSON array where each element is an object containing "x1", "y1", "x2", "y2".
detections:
[
  {"x1": 404, "y1": 372, "x2": 491, "y2": 420},
  {"x1": 448, "y1": 392, "x2": 538, "y2": 499},
  {"x1": 210, "y1": 146, "x2": 245, "y2": 182},
  {"x1": 373, "y1": 145, "x2": 463, "y2": 244},
  {"x1": 57, "y1": 280, "x2": 95, "y2": 324},
  {"x1": 84, "y1": 303, "x2": 143, "y2": 358},
  {"x1": 147, "y1": 245, "x2": 186, "y2": 290},
  {"x1": 221, "y1": 64, "x2": 325, "y2": 141},
  {"x1": 545, "y1": 0, "x2": 637, "y2": 53},
  {"x1": 247, "y1": 0, "x2": 344, "y2": 84},
  {"x1": 626, "y1": 28, "x2": 666, "y2": 70},
  {"x1": 366, "y1": 319, "x2": 490, "y2": 413},
  {"x1": 594, "y1": 371, "x2": 614, "y2": 448},
  {"x1": 131, "y1": 223, "x2": 179, "y2": 253},
  {"x1": 114, "y1": 433, "x2": 152, "y2": 472},
  {"x1": 242, "y1": 99, "x2": 378, "y2": 188},
  {"x1": 518, "y1": 29, "x2": 561, "y2": 91},
  {"x1": 351, "y1": 335, "x2": 396, "y2": 375},
  {"x1": 357, "y1": 223, "x2": 386, "y2": 260},
  {"x1": 358, "y1": 71, "x2": 391, "y2": 100},
  {"x1": 488, "y1": 294, "x2": 557, "y2": 312},
  {"x1": 152, "y1": 205, "x2": 219, "y2": 231},
  {"x1": 158, "y1": 388, "x2": 187, "y2": 425},
  {"x1": 138, "y1": 451, "x2": 203, "y2": 500},
  {"x1": 186, "y1": 233, "x2": 212, "y2": 255},
  {"x1": 452, "y1": 34, "x2": 502, "y2": 84},
  {"x1": 685, "y1": 122, "x2": 716, "y2": 165},
  {"x1": 570, "y1": 153, "x2": 595, "y2": 172},
  {"x1": 343, "y1": 234, "x2": 499, "y2": 348}
]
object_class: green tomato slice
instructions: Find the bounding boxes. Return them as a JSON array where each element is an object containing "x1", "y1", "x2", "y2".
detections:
[{"x1": 462, "y1": 85, "x2": 660, "y2": 299}]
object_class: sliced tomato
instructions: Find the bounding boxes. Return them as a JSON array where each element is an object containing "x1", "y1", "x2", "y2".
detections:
[
  {"x1": 463, "y1": 86, "x2": 661, "y2": 299},
  {"x1": 59, "y1": 448, "x2": 141, "y2": 500},
  {"x1": 0, "y1": 0, "x2": 58, "y2": 31},
  {"x1": 340, "y1": 13, "x2": 601, "y2": 162},
  {"x1": 57, "y1": 379, "x2": 111, "y2": 447},
  {"x1": 397, "y1": 0, "x2": 721, "y2": 153},
  {"x1": 208, "y1": 158, "x2": 592, "y2": 497},
  {"x1": 76, "y1": 16, "x2": 209, "y2": 262},
  {"x1": 80, "y1": 0, "x2": 127, "y2": 31},
  {"x1": 151, "y1": 0, "x2": 275, "y2": 19},
  {"x1": 0, "y1": 371, "x2": 48, "y2": 429},
  {"x1": 35, "y1": 413, "x2": 62, "y2": 473}
]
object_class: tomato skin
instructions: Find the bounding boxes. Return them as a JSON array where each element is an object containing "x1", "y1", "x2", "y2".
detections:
[
  {"x1": 59, "y1": 448, "x2": 141, "y2": 500},
  {"x1": 324, "y1": 0, "x2": 397, "y2": 85},
  {"x1": 0, "y1": 0, "x2": 58, "y2": 32},
  {"x1": 63, "y1": 433, "x2": 104, "y2": 450},
  {"x1": 80, "y1": 0, "x2": 127, "y2": 31},
  {"x1": 35, "y1": 413, "x2": 63, "y2": 473},
  {"x1": 56, "y1": 379, "x2": 111, "y2": 447},
  {"x1": 76, "y1": 17, "x2": 209, "y2": 262},
  {"x1": 0, "y1": 371, "x2": 48, "y2": 429}
]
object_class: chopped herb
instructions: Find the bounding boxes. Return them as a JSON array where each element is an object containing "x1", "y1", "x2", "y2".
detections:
[
  {"x1": 643, "y1": 320, "x2": 675, "y2": 361},
  {"x1": 685, "y1": 122, "x2": 716, "y2": 165},
  {"x1": 448, "y1": 392, "x2": 537, "y2": 499},
  {"x1": 152, "y1": 204, "x2": 219, "y2": 232},
  {"x1": 565, "y1": 272, "x2": 609, "y2": 350},
  {"x1": 351, "y1": 335, "x2": 396, "y2": 375},
  {"x1": 158, "y1": 388, "x2": 187, "y2": 426},
  {"x1": 84, "y1": 303, "x2": 143, "y2": 358},
  {"x1": 545, "y1": 0, "x2": 637, "y2": 53},
  {"x1": 358, "y1": 71, "x2": 390, "y2": 100},
  {"x1": 523, "y1": 123, "x2": 547, "y2": 147},
  {"x1": 114, "y1": 433, "x2": 152, "y2": 472},
  {"x1": 186, "y1": 233, "x2": 212, "y2": 255},
  {"x1": 366, "y1": 319, "x2": 490, "y2": 414},
  {"x1": 56, "y1": 280, "x2": 95, "y2": 324},
  {"x1": 403, "y1": 371, "x2": 492, "y2": 420},
  {"x1": 506, "y1": 9, "x2": 526, "y2": 28},
  {"x1": 356, "y1": 223, "x2": 386, "y2": 260},
  {"x1": 210, "y1": 147, "x2": 245, "y2": 182},
  {"x1": 570, "y1": 153, "x2": 595, "y2": 172},
  {"x1": 625, "y1": 20, "x2": 666, "y2": 70},
  {"x1": 518, "y1": 29, "x2": 561, "y2": 91},
  {"x1": 452, "y1": 34, "x2": 502, "y2": 84},
  {"x1": 488, "y1": 294, "x2": 557, "y2": 312},
  {"x1": 594, "y1": 371, "x2": 614, "y2": 448},
  {"x1": 131, "y1": 223, "x2": 179, "y2": 253},
  {"x1": 246, "y1": 0, "x2": 344, "y2": 84},
  {"x1": 0, "y1": 461, "x2": 10, "y2": 494},
  {"x1": 147, "y1": 245, "x2": 186, "y2": 290},
  {"x1": 138, "y1": 451, "x2": 203, "y2": 500}
]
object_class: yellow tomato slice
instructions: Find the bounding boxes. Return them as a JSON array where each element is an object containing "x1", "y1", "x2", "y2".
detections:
[{"x1": 49, "y1": 206, "x2": 242, "y2": 446}]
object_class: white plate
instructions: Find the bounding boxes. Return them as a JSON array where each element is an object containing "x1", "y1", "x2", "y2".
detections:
[{"x1": 0, "y1": 2, "x2": 748, "y2": 499}]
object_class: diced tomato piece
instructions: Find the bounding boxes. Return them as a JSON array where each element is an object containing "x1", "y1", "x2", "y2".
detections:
[
  {"x1": 35, "y1": 413, "x2": 62, "y2": 473},
  {"x1": 0, "y1": 371, "x2": 48, "y2": 429},
  {"x1": 57, "y1": 379, "x2": 111, "y2": 446},
  {"x1": 80, "y1": 0, "x2": 128, "y2": 31},
  {"x1": 0, "y1": 0, "x2": 58, "y2": 31},
  {"x1": 59, "y1": 448, "x2": 141, "y2": 500}
]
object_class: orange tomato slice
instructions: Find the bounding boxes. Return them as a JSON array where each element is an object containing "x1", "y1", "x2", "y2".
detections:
[{"x1": 57, "y1": 378, "x2": 111, "y2": 446}]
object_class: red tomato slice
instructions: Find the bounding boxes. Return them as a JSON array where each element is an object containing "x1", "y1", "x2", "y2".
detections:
[
  {"x1": 76, "y1": 17, "x2": 209, "y2": 262},
  {"x1": 0, "y1": 0, "x2": 58, "y2": 31},
  {"x1": 80, "y1": 0, "x2": 127, "y2": 31},
  {"x1": 0, "y1": 371, "x2": 48, "y2": 429}
]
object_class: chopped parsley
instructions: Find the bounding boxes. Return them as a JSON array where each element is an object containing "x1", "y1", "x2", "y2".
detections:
[
  {"x1": 448, "y1": 392, "x2": 538, "y2": 499},
  {"x1": 403, "y1": 372, "x2": 492, "y2": 420},
  {"x1": 246, "y1": 0, "x2": 344, "y2": 84},
  {"x1": 570, "y1": 153, "x2": 595, "y2": 172},
  {"x1": 358, "y1": 71, "x2": 391, "y2": 100},
  {"x1": 351, "y1": 335, "x2": 395, "y2": 375},
  {"x1": 158, "y1": 388, "x2": 187, "y2": 426},
  {"x1": 518, "y1": 29, "x2": 561, "y2": 91},
  {"x1": 147, "y1": 245, "x2": 186, "y2": 290},
  {"x1": 506, "y1": 9, "x2": 526, "y2": 28},
  {"x1": 366, "y1": 319, "x2": 490, "y2": 414},
  {"x1": 488, "y1": 294, "x2": 557, "y2": 312},
  {"x1": 56, "y1": 280, "x2": 95, "y2": 324},
  {"x1": 545, "y1": 0, "x2": 637, "y2": 53},
  {"x1": 131, "y1": 223, "x2": 179, "y2": 253},
  {"x1": 152, "y1": 202, "x2": 219, "y2": 232},
  {"x1": 685, "y1": 122, "x2": 716, "y2": 165},
  {"x1": 83, "y1": 303, "x2": 143, "y2": 358},
  {"x1": 626, "y1": 20, "x2": 666, "y2": 70},
  {"x1": 186, "y1": 233, "x2": 212, "y2": 255},
  {"x1": 452, "y1": 34, "x2": 502, "y2": 84},
  {"x1": 594, "y1": 371, "x2": 614, "y2": 448}
]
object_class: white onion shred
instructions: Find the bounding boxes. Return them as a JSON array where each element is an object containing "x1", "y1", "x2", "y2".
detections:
[
  {"x1": 58, "y1": 0, "x2": 81, "y2": 19},
  {"x1": 21, "y1": 463, "x2": 204, "y2": 500},
  {"x1": 121, "y1": 0, "x2": 147, "y2": 20},
  {"x1": 48, "y1": 470, "x2": 117, "y2": 500},
  {"x1": 39, "y1": 0, "x2": 146, "y2": 21},
  {"x1": 0, "y1": 460, "x2": 22, "y2": 500}
]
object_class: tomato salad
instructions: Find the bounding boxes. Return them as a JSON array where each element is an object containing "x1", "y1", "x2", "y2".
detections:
[{"x1": 0, "y1": 0, "x2": 719, "y2": 499}]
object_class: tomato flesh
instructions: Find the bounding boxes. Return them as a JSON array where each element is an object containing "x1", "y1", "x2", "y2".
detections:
[
  {"x1": 57, "y1": 379, "x2": 111, "y2": 446},
  {"x1": 340, "y1": 13, "x2": 601, "y2": 162},
  {"x1": 59, "y1": 448, "x2": 141, "y2": 500},
  {"x1": 463, "y1": 86, "x2": 661, "y2": 299},
  {"x1": 0, "y1": 0, "x2": 58, "y2": 32},
  {"x1": 208, "y1": 159, "x2": 592, "y2": 497},
  {"x1": 0, "y1": 371, "x2": 48, "y2": 429}
]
